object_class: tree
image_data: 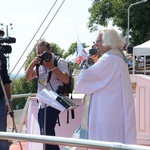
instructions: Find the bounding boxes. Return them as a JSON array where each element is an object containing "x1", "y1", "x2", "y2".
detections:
[
  {"x1": 51, "y1": 43, "x2": 64, "y2": 57},
  {"x1": 12, "y1": 77, "x2": 37, "y2": 109},
  {"x1": 63, "y1": 42, "x2": 77, "y2": 59},
  {"x1": 87, "y1": 0, "x2": 150, "y2": 45}
]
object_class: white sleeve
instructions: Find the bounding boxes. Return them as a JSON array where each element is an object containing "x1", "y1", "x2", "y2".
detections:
[{"x1": 57, "y1": 58, "x2": 69, "y2": 75}]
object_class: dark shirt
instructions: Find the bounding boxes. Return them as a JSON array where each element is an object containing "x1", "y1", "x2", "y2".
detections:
[
  {"x1": 0, "y1": 53, "x2": 11, "y2": 99},
  {"x1": 127, "y1": 46, "x2": 133, "y2": 54}
]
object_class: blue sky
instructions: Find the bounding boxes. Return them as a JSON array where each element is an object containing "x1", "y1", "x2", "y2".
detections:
[{"x1": 0, "y1": 0, "x2": 114, "y2": 74}]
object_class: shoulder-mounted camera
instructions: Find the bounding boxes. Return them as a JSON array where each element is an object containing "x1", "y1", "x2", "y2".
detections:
[{"x1": 0, "y1": 37, "x2": 16, "y2": 54}]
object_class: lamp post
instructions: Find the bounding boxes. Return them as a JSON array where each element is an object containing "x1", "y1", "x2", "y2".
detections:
[{"x1": 127, "y1": 0, "x2": 147, "y2": 46}]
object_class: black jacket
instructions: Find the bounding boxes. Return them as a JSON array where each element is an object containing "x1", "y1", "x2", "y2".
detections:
[{"x1": 0, "y1": 53, "x2": 11, "y2": 99}]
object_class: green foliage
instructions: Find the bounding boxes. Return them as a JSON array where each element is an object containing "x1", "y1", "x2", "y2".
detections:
[
  {"x1": 88, "y1": 0, "x2": 150, "y2": 45},
  {"x1": 24, "y1": 50, "x2": 36, "y2": 70},
  {"x1": 63, "y1": 42, "x2": 77, "y2": 59},
  {"x1": 12, "y1": 76, "x2": 37, "y2": 109},
  {"x1": 51, "y1": 43, "x2": 64, "y2": 57}
]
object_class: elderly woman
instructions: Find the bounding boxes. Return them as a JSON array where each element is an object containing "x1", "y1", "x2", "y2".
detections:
[{"x1": 75, "y1": 28, "x2": 136, "y2": 149}]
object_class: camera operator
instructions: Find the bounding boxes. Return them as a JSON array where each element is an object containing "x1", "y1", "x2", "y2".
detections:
[
  {"x1": 25, "y1": 40, "x2": 69, "y2": 150},
  {"x1": 0, "y1": 52, "x2": 12, "y2": 150}
]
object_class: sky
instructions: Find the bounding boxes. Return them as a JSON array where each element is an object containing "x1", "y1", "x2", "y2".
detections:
[{"x1": 0, "y1": 0, "x2": 114, "y2": 75}]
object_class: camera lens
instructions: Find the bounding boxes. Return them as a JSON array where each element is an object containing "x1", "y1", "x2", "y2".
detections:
[
  {"x1": 40, "y1": 51, "x2": 52, "y2": 62},
  {"x1": 44, "y1": 53, "x2": 51, "y2": 62}
]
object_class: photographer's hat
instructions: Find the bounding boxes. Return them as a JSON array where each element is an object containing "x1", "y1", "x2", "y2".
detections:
[{"x1": 89, "y1": 48, "x2": 98, "y2": 55}]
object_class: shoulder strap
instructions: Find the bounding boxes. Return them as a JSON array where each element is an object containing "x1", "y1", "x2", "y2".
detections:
[
  {"x1": 36, "y1": 64, "x2": 40, "y2": 79},
  {"x1": 47, "y1": 56, "x2": 60, "y2": 83},
  {"x1": 54, "y1": 55, "x2": 60, "y2": 67},
  {"x1": 36, "y1": 56, "x2": 60, "y2": 79}
]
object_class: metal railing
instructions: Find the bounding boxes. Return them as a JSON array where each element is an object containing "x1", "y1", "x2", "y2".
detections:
[
  {"x1": 6, "y1": 93, "x2": 150, "y2": 150},
  {"x1": 0, "y1": 132, "x2": 150, "y2": 150},
  {"x1": 12, "y1": 93, "x2": 36, "y2": 99}
]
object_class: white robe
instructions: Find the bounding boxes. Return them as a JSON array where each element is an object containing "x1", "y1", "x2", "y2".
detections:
[{"x1": 75, "y1": 52, "x2": 136, "y2": 144}]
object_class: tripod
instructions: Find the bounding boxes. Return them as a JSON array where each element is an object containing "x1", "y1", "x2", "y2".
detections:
[{"x1": 0, "y1": 61, "x2": 23, "y2": 150}]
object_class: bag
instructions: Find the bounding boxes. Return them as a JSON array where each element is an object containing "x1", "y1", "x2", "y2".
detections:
[
  {"x1": 54, "y1": 56, "x2": 75, "y2": 123},
  {"x1": 54, "y1": 56, "x2": 74, "y2": 95}
]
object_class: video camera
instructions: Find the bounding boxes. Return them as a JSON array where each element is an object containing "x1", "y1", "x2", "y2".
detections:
[{"x1": 0, "y1": 37, "x2": 16, "y2": 54}]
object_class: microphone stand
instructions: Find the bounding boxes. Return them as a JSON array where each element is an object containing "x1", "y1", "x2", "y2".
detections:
[{"x1": 0, "y1": 60, "x2": 23, "y2": 150}]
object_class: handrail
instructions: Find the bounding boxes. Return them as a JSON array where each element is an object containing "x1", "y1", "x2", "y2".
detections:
[
  {"x1": 0, "y1": 132, "x2": 150, "y2": 150},
  {"x1": 12, "y1": 93, "x2": 36, "y2": 99},
  {"x1": 8, "y1": 93, "x2": 150, "y2": 149}
]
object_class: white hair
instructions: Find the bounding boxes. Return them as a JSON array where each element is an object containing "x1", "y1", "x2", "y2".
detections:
[{"x1": 100, "y1": 28, "x2": 124, "y2": 49}]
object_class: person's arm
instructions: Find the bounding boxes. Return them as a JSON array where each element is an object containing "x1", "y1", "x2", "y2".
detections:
[
  {"x1": 25, "y1": 56, "x2": 41, "y2": 81},
  {"x1": 43, "y1": 60, "x2": 69, "y2": 84},
  {"x1": 51, "y1": 66, "x2": 69, "y2": 84},
  {"x1": 4, "y1": 83, "x2": 12, "y2": 109},
  {"x1": 25, "y1": 62, "x2": 36, "y2": 81},
  {"x1": 4, "y1": 83, "x2": 11, "y2": 100},
  {"x1": 0, "y1": 54, "x2": 12, "y2": 109}
]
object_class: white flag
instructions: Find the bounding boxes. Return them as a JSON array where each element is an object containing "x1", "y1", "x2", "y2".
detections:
[
  {"x1": 66, "y1": 50, "x2": 78, "y2": 63},
  {"x1": 75, "y1": 38, "x2": 88, "y2": 64},
  {"x1": 65, "y1": 54, "x2": 73, "y2": 62}
]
